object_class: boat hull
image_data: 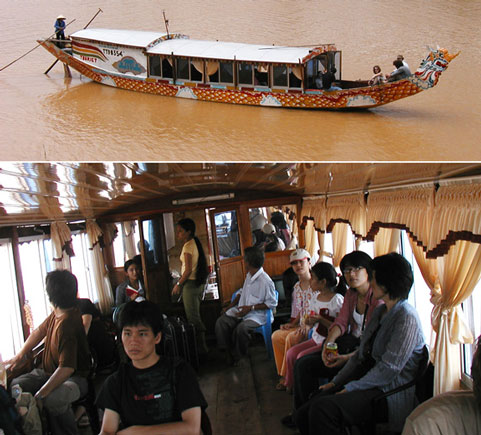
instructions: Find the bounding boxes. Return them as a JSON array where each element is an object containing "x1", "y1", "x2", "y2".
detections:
[{"x1": 38, "y1": 39, "x2": 453, "y2": 110}]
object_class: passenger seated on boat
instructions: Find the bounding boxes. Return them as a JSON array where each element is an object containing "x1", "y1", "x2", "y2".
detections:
[
  {"x1": 397, "y1": 54, "x2": 410, "y2": 70},
  {"x1": 215, "y1": 247, "x2": 277, "y2": 366},
  {"x1": 368, "y1": 65, "x2": 386, "y2": 86},
  {"x1": 96, "y1": 300, "x2": 208, "y2": 434},
  {"x1": 293, "y1": 253, "x2": 425, "y2": 435},
  {"x1": 387, "y1": 59, "x2": 412, "y2": 82},
  {"x1": 262, "y1": 223, "x2": 285, "y2": 252},
  {"x1": 322, "y1": 68, "x2": 342, "y2": 91},
  {"x1": 402, "y1": 334, "x2": 481, "y2": 435},
  {"x1": 115, "y1": 259, "x2": 145, "y2": 306}
]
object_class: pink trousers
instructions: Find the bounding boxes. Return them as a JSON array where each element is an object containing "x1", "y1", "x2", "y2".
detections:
[{"x1": 284, "y1": 338, "x2": 324, "y2": 388}]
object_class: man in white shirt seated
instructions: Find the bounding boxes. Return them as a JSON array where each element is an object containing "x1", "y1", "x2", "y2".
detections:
[
  {"x1": 402, "y1": 334, "x2": 481, "y2": 435},
  {"x1": 215, "y1": 246, "x2": 278, "y2": 365}
]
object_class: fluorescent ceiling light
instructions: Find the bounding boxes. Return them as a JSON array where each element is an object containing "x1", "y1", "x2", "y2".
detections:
[{"x1": 172, "y1": 193, "x2": 234, "y2": 205}]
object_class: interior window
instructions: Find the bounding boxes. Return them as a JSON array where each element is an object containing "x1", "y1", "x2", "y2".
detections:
[
  {"x1": 238, "y1": 63, "x2": 253, "y2": 85},
  {"x1": 249, "y1": 205, "x2": 297, "y2": 252},
  {"x1": 214, "y1": 210, "x2": 240, "y2": 259},
  {"x1": 219, "y1": 62, "x2": 233, "y2": 84},
  {"x1": 254, "y1": 66, "x2": 268, "y2": 86},
  {"x1": 162, "y1": 58, "x2": 173, "y2": 78},
  {"x1": 0, "y1": 240, "x2": 24, "y2": 359},
  {"x1": 190, "y1": 60, "x2": 203, "y2": 82},
  {"x1": 289, "y1": 68, "x2": 302, "y2": 88},
  {"x1": 149, "y1": 56, "x2": 161, "y2": 77},
  {"x1": 273, "y1": 65, "x2": 288, "y2": 87},
  {"x1": 176, "y1": 58, "x2": 189, "y2": 80}
]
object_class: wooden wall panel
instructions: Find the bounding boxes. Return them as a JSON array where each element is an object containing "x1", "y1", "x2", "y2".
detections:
[
  {"x1": 263, "y1": 251, "x2": 292, "y2": 279},
  {"x1": 218, "y1": 260, "x2": 245, "y2": 303}
]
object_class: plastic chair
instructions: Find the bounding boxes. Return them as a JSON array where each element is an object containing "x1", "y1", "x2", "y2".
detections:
[{"x1": 231, "y1": 289, "x2": 278, "y2": 360}]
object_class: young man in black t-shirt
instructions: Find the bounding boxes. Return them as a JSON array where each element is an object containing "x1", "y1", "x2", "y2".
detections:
[{"x1": 96, "y1": 300, "x2": 207, "y2": 434}]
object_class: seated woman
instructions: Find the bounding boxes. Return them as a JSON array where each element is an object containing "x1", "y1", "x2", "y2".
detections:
[
  {"x1": 282, "y1": 262, "x2": 344, "y2": 393},
  {"x1": 115, "y1": 259, "x2": 145, "y2": 306},
  {"x1": 368, "y1": 65, "x2": 386, "y2": 86},
  {"x1": 272, "y1": 249, "x2": 316, "y2": 390},
  {"x1": 288, "y1": 251, "x2": 382, "y2": 413},
  {"x1": 293, "y1": 252, "x2": 426, "y2": 435}
]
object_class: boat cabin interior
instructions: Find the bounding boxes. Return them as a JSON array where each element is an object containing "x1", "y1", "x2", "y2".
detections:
[{"x1": 2, "y1": 162, "x2": 481, "y2": 432}]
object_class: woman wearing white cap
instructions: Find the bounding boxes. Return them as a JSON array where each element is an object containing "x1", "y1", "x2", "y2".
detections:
[
  {"x1": 54, "y1": 15, "x2": 66, "y2": 40},
  {"x1": 272, "y1": 248, "x2": 316, "y2": 390}
]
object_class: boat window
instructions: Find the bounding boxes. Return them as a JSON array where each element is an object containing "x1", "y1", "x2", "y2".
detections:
[
  {"x1": 289, "y1": 67, "x2": 302, "y2": 88},
  {"x1": 306, "y1": 59, "x2": 316, "y2": 89},
  {"x1": 149, "y1": 55, "x2": 161, "y2": 77},
  {"x1": 219, "y1": 62, "x2": 234, "y2": 84},
  {"x1": 162, "y1": 58, "x2": 173, "y2": 78},
  {"x1": 0, "y1": 239, "x2": 24, "y2": 360},
  {"x1": 273, "y1": 65, "x2": 288, "y2": 87},
  {"x1": 214, "y1": 210, "x2": 240, "y2": 259},
  {"x1": 249, "y1": 205, "x2": 298, "y2": 252},
  {"x1": 254, "y1": 65, "x2": 269, "y2": 86},
  {"x1": 207, "y1": 61, "x2": 220, "y2": 83},
  {"x1": 111, "y1": 221, "x2": 141, "y2": 268},
  {"x1": 238, "y1": 63, "x2": 253, "y2": 85},
  {"x1": 190, "y1": 59, "x2": 203, "y2": 82},
  {"x1": 176, "y1": 58, "x2": 189, "y2": 80}
]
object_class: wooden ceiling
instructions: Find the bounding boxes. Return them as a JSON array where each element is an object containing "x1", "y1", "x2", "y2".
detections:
[{"x1": 0, "y1": 162, "x2": 480, "y2": 226}]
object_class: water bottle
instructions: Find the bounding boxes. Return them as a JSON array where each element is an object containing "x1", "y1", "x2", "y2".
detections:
[
  {"x1": 11, "y1": 384, "x2": 22, "y2": 401},
  {"x1": 0, "y1": 354, "x2": 6, "y2": 389}
]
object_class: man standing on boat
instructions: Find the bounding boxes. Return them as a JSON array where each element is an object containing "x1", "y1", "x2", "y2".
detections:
[{"x1": 54, "y1": 15, "x2": 66, "y2": 41}]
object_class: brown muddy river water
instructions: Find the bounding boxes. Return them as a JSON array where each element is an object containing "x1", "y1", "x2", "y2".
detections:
[{"x1": 0, "y1": 0, "x2": 480, "y2": 161}]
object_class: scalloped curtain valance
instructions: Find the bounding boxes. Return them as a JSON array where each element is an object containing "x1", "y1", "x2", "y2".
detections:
[{"x1": 301, "y1": 183, "x2": 481, "y2": 259}]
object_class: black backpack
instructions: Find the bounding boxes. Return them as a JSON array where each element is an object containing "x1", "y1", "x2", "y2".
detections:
[{"x1": 0, "y1": 385, "x2": 24, "y2": 435}]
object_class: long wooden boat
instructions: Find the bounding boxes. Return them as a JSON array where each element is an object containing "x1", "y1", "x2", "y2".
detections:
[{"x1": 38, "y1": 29, "x2": 458, "y2": 110}]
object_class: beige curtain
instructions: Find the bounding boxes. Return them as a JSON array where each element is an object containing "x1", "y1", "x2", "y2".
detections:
[
  {"x1": 206, "y1": 61, "x2": 219, "y2": 75},
  {"x1": 367, "y1": 187, "x2": 435, "y2": 246},
  {"x1": 409, "y1": 236, "x2": 479, "y2": 394},
  {"x1": 331, "y1": 223, "x2": 349, "y2": 268},
  {"x1": 374, "y1": 227, "x2": 400, "y2": 257},
  {"x1": 304, "y1": 219, "x2": 319, "y2": 262},
  {"x1": 428, "y1": 183, "x2": 481, "y2": 254},
  {"x1": 86, "y1": 220, "x2": 114, "y2": 314},
  {"x1": 430, "y1": 240, "x2": 481, "y2": 393},
  {"x1": 302, "y1": 198, "x2": 327, "y2": 231},
  {"x1": 291, "y1": 65, "x2": 303, "y2": 81},
  {"x1": 50, "y1": 221, "x2": 72, "y2": 269},
  {"x1": 123, "y1": 221, "x2": 137, "y2": 261},
  {"x1": 327, "y1": 193, "x2": 366, "y2": 238},
  {"x1": 191, "y1": 59, "x2": 204, "y2": 76}
]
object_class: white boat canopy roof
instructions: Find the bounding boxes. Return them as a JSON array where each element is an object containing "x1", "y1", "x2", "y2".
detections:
[
  {"x1": 71, "y1": 29, "x2": 169, "y2": 48},
  {"x1": 147, "y1": 38, "x2": 327, "y2": 64},
  {"x1": 71, "y1": 29, "x2": 336, "y2": 64}
]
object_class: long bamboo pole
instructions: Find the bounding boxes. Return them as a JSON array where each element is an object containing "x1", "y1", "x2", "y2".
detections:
[
  {"x1": 44, "y1": 8, "x2": 103, "y2": 75},
  {"x1": 0, "y1": 19, "x2": 76, "y2": 72}
]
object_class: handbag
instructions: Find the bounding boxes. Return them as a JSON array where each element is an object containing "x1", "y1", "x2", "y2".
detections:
[{"x1": 335, "y1": 333, "x2": 361, "y2": 355}]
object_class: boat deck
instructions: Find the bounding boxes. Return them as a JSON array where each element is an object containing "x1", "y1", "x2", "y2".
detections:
[{"x1": 198, "y1": 339, "x2": 294, "y2": 435}]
